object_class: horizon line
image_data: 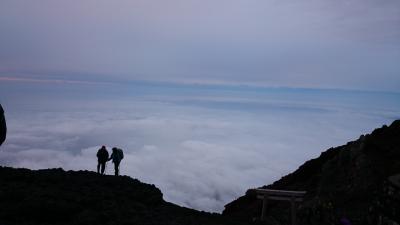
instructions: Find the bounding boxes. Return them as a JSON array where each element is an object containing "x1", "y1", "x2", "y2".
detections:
[{"x1": 1, "y1": 75, "x2": 399, "y2": 95}]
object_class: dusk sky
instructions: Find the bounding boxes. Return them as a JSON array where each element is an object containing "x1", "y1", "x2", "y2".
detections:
[
  {"x1": 0, "y1": 0, "x2": 400, "y2": 212},
  {"x1": 1, "y1": 0, "x2": 399, "y2": 90}
]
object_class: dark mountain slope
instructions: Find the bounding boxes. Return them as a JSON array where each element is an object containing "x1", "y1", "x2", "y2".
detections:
[
  {"x1": 0, "y1": 167, "x2": 247, "y2": 225},
  {"x1": 223, "y1": 120, "x2": 400, "y2": 225}
]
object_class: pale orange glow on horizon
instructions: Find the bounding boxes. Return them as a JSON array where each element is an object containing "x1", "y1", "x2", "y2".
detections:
[{"x1": 0, "y1": 76, "x2": 109, "y2": 85}]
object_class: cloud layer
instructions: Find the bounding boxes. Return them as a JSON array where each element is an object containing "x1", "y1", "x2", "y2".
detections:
[{"x1": 1, "y1": 84, "x2": 399, "y2": 212}]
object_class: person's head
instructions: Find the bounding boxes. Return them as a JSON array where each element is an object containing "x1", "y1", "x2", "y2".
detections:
[
  {"x1": 112, "y1": 147, "x2": 117, "y2": 152},
  {"x1": 101, "y1": 145, "x2": 106, "y2": 149}
]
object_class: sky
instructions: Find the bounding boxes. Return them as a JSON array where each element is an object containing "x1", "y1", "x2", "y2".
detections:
[
  {"x1": 0, "y1": 0, "x2": 400, "y2": 212},
  {"x1": 1, "y1": 0, "x2": 399, "y2": 90}
]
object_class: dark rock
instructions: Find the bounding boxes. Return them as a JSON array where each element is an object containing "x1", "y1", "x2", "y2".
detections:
[
  {"x1": 0, "y1": 167, "x2": 248, "y2": 225},
  {"x1": 223, "y1": 120, "x2": 400, "y2": 225}
]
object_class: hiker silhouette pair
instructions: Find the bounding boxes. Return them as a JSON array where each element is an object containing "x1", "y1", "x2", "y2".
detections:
[{"x1": 96, "y1": 146, "x2": 124, "y2": 176}]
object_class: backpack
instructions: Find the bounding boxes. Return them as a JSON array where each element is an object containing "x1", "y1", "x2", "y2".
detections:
[{"x1": 117, "y1": 148, "x2": 124, "y2": 160}]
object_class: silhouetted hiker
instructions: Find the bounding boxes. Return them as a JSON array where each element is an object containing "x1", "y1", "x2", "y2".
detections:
[
  {"x1": 96, "y1": 146, "x2": 109, "y2": 175},
  {"x1": 109, "y1": 147, "x2": 124, "y2": 176},
  {"x1": 0, "y1": 104, "x2": 6, "y2": 146}
]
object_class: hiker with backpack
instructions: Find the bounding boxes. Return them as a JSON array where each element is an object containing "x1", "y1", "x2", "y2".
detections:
[
  {"x1": 96, "y1": 146, "x2": 109, "y2": 175},
  {"x1": 109, "y1": 147, "x2": 124, "y2": 176},
  {"x1": 0, "y1": 104, "x2": 6, "y2": 147}
]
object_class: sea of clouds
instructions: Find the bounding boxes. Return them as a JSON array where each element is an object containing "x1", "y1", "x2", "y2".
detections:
[{"x1": 0, "y1": 84, "x2": 399, "y2": 212}]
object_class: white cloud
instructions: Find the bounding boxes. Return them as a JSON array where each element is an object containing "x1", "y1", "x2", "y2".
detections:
[{"x1": 1, "y1": 92, "x2": 398, "y2": 212}]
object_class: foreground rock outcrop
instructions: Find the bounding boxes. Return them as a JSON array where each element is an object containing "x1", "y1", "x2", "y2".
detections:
[
  {"x1": 0, "y1": 167, "x2": 247, "y2": 225},
  {"x1": 224, "y1": 120, "x2": 400, "y2": 225}
]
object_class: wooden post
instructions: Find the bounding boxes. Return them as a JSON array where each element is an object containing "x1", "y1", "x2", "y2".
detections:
[
  {"x1": 261, "y1": 194, "x2": 268, "y2": 221},
  {"x1": 254, "y1": 188, "x2": 305, "y2": 224},
  {"x1": 291, "y1": 196, "x2": 296, "y2": 225}
]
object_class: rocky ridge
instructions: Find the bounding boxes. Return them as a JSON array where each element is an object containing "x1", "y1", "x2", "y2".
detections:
[
  {"x1": 223, "y1": 120, "x2": 400, "y2": 225},
  {"x1": 0, "y1": 167, "x2": 247, "y2": 225}
]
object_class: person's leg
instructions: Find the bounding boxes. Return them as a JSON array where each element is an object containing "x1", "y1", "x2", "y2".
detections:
[
  {"x1": 100, "y1": 162, "x2": 106, "y2": 175},
  {"x1": 97, "y1": 162, "x2": 100, "y2": 174},
  {"x1": 114, "y1": 162, "x2": 120, "y2": 176}
]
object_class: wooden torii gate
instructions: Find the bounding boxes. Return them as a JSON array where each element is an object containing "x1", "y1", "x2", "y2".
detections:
[{"x1": 254, "y1": 188, "x2": 306, "y2": 225}]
